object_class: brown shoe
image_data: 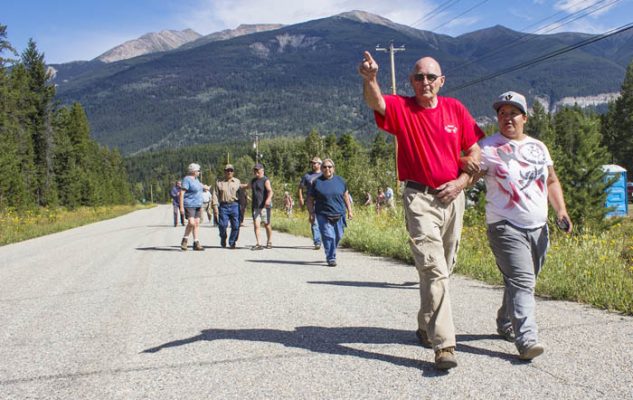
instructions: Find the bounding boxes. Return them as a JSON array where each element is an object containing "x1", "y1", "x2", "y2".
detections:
[
  {"x1": 435, "y1": 347, "x2": 457, "y2": 370},
  {"x1": 193, "y1": 241, "x2": 204, "y2": 251},
  {"x1": 415, "y1": 329, "x2": 432, "y2": 348},
  {"x1": 180, "y1": 238, "x2": 188, "y2": 251}
]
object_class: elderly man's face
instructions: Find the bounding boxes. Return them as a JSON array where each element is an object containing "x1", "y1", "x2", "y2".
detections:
[
  {"x1": 311, "y1": 161, "x2": 321, "y2": 172},
  {"x1": 410, "y1": 57, "x2": 444, "y2": 104},
  {"x1": 253, "y1": 168, "x2": 264, "y2": 178}
]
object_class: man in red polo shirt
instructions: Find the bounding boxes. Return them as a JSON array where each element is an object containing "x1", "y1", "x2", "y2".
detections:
[{"x1": 359, "y1": 51, "x2": 483, "y2": 370}]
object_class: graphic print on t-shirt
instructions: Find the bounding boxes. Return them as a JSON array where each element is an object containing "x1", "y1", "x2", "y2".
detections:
[{"x1": 493, "y1": 141, "x2": 547, "y2": 208}]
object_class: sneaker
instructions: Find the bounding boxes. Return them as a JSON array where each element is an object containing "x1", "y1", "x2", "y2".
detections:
[
  {"x1": 497, "y1": 326, "x2": 515, "y2": 342},
  {"x1": 314, "y1": 244, "x2": 321, "y2": 250},
  {"x1": 435, "y1": 347, "x2": 457, "y2": 370},
  {"x1": 180, "y1": 238, "x2": 188, "y2": 251},
  {"x1": 193, "y1": 241, "x2": 204, "y2": 251},
  {"x1": 221, "y1": 240, "x2": 226, "y2": 248},
  {"x1": 415, "y1": 329, "x2": 432, "y2": 348},
  {"x1": 327, "y1": 260, "x2": 337, "y2": 267},
  {"x1": 230, "y1": 244, "x2": 236, "y2": 249},
  {"x1": 252, "y1": 245, "x2": 264, "y2": 250},
  {"x1": 519, "y1": 343, "x2": 545, "y2": 361},
  {"x1": 266, "y1": 242, "x2": 272, "y2": 249}
]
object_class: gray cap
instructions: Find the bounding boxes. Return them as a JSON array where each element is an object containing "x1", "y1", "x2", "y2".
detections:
[
  {"x1": 493, "y1": 91, "x2": 528, "y2": 115},
  {"x1": 253, "y1": 163, "x2": 264, "y2": 170},
  {"x1": 224, "y1": 164, "x2": 234, "y2": 171},
  {"x1": 311, "y1": 157, "x2": 322, "y2": 164},
  {"x1": 187, "y1": 163, "x2": 201, "y2": 173}
]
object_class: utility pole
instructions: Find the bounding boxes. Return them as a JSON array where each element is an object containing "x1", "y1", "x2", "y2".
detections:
[
  {"x1": 375, "y1": 42, "x2": 405, "y2": 95},
  {"x1": 376, "y1": 42, "x2": 405, "y2": 192},
  {"x1": 250, "y1": 131, "x2": 264, "y2": 162}
]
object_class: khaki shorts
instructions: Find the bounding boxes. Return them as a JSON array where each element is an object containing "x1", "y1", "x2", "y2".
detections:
[{"x1": 252, "y1": 208, "x2": 271, "y2": 225}]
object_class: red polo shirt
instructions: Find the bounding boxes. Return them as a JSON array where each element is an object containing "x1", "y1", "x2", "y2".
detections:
[{"x1": 375, "y1": 95, "x2": 484, "y2": 188}]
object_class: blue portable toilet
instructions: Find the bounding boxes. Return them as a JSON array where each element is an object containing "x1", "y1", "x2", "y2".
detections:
[{"x1": 602, "y1": 165, "x2": 628, "y2": 217}]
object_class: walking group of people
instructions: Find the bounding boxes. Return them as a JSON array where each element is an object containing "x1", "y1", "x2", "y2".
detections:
[
  {"x1": 359, "y1": 51, "x2": 572, "y2": 370},
  {"x1": 171, "y1": 162, "x2": 274, "y2": 251},
  {"x1": 169, "y1": 49, "x2": 572, "y2": 372}
]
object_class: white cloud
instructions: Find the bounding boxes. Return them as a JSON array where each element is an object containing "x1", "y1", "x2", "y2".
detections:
[{"x1": 554, "y1": 0, "x2": 614, "y2": 15}]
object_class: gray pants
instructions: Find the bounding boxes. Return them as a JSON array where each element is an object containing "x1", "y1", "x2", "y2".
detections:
[{"x1": 487, "y1": 221, "x2": 549, "y2": 351}]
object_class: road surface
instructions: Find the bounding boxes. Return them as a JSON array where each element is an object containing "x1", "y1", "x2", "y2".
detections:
[{"x1": 1, "y1": 205, "x2": 631, "y2": 399}]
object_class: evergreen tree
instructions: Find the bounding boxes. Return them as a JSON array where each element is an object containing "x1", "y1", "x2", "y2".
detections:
[
  {"x1": 525, "y1": 100, "x2": 552, "y2": 141},
  {"x1": 551, "y1": 106, "x2": 612, "y2": 232},
  {"x1": 602, "y1": 60, "x2": 633, "y2": 174},
  {"x1": 21, "y1": 39, "x2": 56, "y2": 206}
]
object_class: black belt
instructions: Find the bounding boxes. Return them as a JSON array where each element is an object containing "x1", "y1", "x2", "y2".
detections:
[
  {"x1": 220, "y1": 201, "x2": 236, "y2": 205},
  {"x1": 405, "y1": 180, "x2": 440, "y2": 195}
]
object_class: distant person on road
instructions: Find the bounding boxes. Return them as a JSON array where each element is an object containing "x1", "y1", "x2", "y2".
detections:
[
  {"x1": 359, "y1": 51, "x2": 483, "y2": 370},
  {"x1": 283, "y1": 191, "x2": 294, "y2": 216},
  {"x1": 249, "y1": 163, "x2": 274, "y2": 250},
  {"x1": 298, "y1": 156, "x2": 323, "y2": 250},
  {"x1": 170, "y1": 180, "x2": 185, "y2": 227},
  {"x1": 306, "y1": 159, "x2": 353, "y2": 267},
  {"x1": 212, "y1": 164, "x2": 241, "y2": 249},
  {"x1": 202, "y1": 186, "x2": 213, "y2": 225},
  {"x1": 179, "y1": 164, "x2": 209, "y2": 251},
  {"x1": 477, "y1": 91, "x2": 572, "y2": 361}
]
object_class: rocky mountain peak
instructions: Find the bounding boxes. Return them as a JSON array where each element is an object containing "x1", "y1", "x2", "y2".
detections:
[{"x1": 96, "y1": 29, "x2": 202, "y2": 63}]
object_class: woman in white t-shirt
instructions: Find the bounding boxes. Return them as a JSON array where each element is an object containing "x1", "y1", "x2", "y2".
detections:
[{"x1": 478, "y1": 91, "x2": 572, "y2": 361}]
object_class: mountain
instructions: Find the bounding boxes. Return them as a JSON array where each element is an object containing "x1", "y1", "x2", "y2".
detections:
[
  {"x1": 50, "y1": 11, "x2": 633, "y2": 155},
  {"x1": 180, "y1": 24, "x2": 284, "y2": 50},
  {"x1": 96, "y1": 29, "x2": 202, "y2": 63}
]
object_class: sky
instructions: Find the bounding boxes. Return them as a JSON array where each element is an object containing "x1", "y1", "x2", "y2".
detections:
[{"x1": 2, "y1": 0, "x2": 632, "y2": 64}]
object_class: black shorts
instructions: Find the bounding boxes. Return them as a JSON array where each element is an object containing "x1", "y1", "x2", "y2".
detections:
[{"x1": 184, "y1": 207, "x2": 202, "y2": 219}]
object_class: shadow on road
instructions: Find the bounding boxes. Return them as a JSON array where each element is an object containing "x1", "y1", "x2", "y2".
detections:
[
  {"x1": 141, "y1": 326, "x2": 520, "y2": 373},
  {"x1": 308, "y1": 280, "x2": 419, "y2": 289},
  {"x1": 246, "y1": 259, "x2": 327, "y2": 267}
]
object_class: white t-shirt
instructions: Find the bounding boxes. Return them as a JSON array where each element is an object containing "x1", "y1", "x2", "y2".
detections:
[{"x1": 479, "y1": 133, "x2": 553, "y2": 228}]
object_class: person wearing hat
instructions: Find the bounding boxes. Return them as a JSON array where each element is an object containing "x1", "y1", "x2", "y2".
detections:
[
  {"x1": 249, "y1": 163, "x2": 273, "y2": 250},
  {"x1": 477, "y1": 91, "x2": 572, "y2": 361},
  {"x1": 359, "y1": 51, "x2": 483, "y2": 370},
  {"x1": 211, "y1": 164, "x2": 242, "y2": 249},
  {"x1": 179, "y1": 163, "x2": 209, "y2": 251},
  {"x1": 298, "y1": 156, "x2": 323, "y2": 250}
]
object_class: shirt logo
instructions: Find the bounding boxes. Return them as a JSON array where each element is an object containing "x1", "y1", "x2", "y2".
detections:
[{"x1": 444, "y1": 124, "x2": 457, "y2": 134}]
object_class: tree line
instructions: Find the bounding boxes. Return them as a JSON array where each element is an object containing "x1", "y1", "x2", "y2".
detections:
[{"x1": 0, "y1": 25, "x2": 132, "y2": 210}]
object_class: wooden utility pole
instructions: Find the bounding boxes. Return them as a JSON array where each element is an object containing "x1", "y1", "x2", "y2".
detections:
[{"x1": 375, "y1": 42, "x2": 405, "y2": 191}]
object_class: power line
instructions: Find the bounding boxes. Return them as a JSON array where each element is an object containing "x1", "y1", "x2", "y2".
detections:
[
  {"x1": 445, "y1": 0, "x2": 621, "y2": 75},
  {"x1": 445, "y1": 21, "x2": 633, "y2": 94},
  {"x1": 428, "y1": 0, "x2": 490, "y2": 33},
  {"x1": 409, "y1": 0, "x2": 462, "y2": 30}
]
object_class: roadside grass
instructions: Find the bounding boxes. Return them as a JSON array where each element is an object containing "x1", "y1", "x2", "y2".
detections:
[
  {"x1": 0, "y1": 204, "x2": 152, "y2": 246},
  {"x1": 276, "y1": 207, "x2": 633, "y2": 315}
]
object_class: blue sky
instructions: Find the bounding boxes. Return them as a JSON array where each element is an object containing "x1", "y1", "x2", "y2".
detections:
[{"x1": 2, "y1": 0, "x2": 632, "y2": 64}]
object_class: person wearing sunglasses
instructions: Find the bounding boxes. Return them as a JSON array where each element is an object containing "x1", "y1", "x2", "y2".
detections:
[
  {"x1": 179, "y1": 163, "x2": 209, "y2": 251},
  {"x1": 359, "y1": 51, "x2": 484, "y2": 370},
  {"x1": 306, "y1": 159, "x2": 353, "y2": 267},
  {"x1": 211, "y1": 164, "x2": 242, "y2": 249},
  {"x1": 476, "y1": 91, "x2": 572, "y2": 361},
  {"x1": 298, "y1": 156, "x2": 323, "y2": 250}
]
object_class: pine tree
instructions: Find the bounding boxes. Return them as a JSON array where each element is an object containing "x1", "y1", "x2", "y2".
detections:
[
  {"x1": 602, "y1": 60, "x2": 633, "y2": 174},
  {"x1": 551, "y1": 106, "x2": 612, "y2": 232},
  {"x1": 21, "y1": 39, "x2": 57, "y2": 206}
]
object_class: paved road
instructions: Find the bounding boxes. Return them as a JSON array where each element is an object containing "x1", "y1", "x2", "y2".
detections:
[{"x1": 1, "y1": 205, "x2": 631, "y2": 399}]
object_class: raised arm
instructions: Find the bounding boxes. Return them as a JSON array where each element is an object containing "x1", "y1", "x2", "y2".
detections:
[{"x1": 358, "y1": 51, "x2": 386, "y2": 116}]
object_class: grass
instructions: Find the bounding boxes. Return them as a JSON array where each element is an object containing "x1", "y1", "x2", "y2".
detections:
[
  {"x1": 276, "y1": 207, "x2": 633, "y2": 315},
  {"x1": 0, "y1": 204, "x2": 152, "y2": 246}
]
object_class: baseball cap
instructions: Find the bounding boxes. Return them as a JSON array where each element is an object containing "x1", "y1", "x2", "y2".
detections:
[
  {"x1": 493, "y1": 91, "x2": 528, "y2": 115},
  {"x1": 187, "y1": 163, "x2": 201, "y2": 173},
  {"x1": 224, "y1": 164, "x2": 234, "y2": 171},
  {"x1": 311, "y1": 157, "x2": 322, "y2": 164},
  {"x1": 253, "y1": 163, "x2": 264, "y2": 170}
]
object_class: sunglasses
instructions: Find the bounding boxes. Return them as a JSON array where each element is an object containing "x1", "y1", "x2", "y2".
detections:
[
  {"x1": 413, "y1": 73, "x2": 440, "y2": 83},
  {"x1": 225, "y1": 169, "x2": 234, "y2": 172},
  {"x1": 322, "y1": 165, "x2": 334, "y2": 169}
]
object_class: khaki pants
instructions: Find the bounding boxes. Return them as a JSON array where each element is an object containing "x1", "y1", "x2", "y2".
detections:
[{"x1": 403, "y1": 187, "x2": 465, "y2": 351}]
